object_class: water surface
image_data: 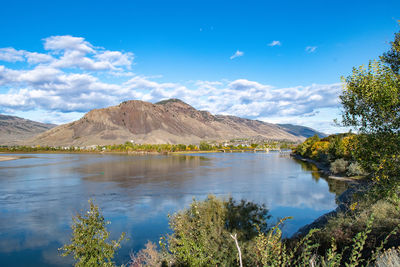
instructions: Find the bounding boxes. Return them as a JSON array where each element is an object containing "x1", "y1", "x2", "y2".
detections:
[{"x1": 0, "y1": 152, "x2": 346, "y2": 266}]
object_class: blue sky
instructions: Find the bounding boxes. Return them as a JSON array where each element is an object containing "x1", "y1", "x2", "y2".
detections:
[{"x1": 0, "y1": 0, "x2": 399, "y2": 133}]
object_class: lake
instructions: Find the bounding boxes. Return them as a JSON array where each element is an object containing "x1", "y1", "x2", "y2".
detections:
[{"x1": 0, "y1": 152, "x2": 347, "y2": 266}]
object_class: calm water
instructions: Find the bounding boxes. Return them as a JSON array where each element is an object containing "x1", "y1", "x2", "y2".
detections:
[{"x1": 0, "y1": 152, "x2": 346, "y2": 266}]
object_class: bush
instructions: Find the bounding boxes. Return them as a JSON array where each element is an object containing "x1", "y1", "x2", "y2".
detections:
[
  {"x1": 347, "y1": 162, "x2": 368, "y2": 176},
  {"x1": 312, "y1": 194, "x2": 400, "y2": 260},
  {"x1": 129, "y1": 241, "x2": 161, "y2": 267},
  {"x1": 253, "y1": 214, "x2": 396, "y2": 267},
  {"x1": 330, "y1": 158, "x2": 349, "y2": 174},
  {"x1": 59, "y1": 200, "x2": 126, "y2": 267},
  {"x1": 310, "y1": 141, "x2": 330, "y2": 162},
  {"x1": 163, "y1": 195, "x2": 270, "y2": 266}
]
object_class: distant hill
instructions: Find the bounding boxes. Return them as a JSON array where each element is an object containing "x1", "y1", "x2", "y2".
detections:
[
  {"x1": 277, "y1": 124, "x2": 327, "y2": 138},
  {"x1": 25, "y1": 99, "x2": 325, "y2": 146},
  {"x1": 0, "y1": 115, "x2": 56, "y2": 145}
]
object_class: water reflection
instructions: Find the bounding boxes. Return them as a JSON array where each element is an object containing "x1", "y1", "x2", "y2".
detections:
[
  {"x1": 0, "y1": 153, "x2": 347, "y2": 266},
  {"x1": 294, "y1": 159, "x2": 348, "y2": 195},
  {"x1": 80, "y1": 155, "x2": 210, "y2": 186}
]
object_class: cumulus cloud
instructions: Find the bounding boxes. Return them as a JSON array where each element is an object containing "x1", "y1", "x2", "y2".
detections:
[
  {"x1": 43, "y1": 35, "x2": 95, "y2": 53},
  {"x1": 0, "y1": 35, "x2": 342, "y2": 132},
  {"x1": 305, "y1": 46, "x2": 317, "y2": 53},
  {"x1": 230, "y1": 50, "x2": 244, "y2": 59},
  {"x1": 95, "y1": 51, "x2": 134, "y2": 69},
  {"x1": 0, "y1": 47, "x2": 25, "y2": 62},
  {"x1": 0, "y1": 35, "x2": 134, "y2": 72},
  {"x1": 25, "y1": 52, "x2": 54, "y2": 64},
  {"x1": 0, "y1": 48, "x2": 54, "y2": 64},
  {"x1": 268, "y1": 40, "x2": 281, "y2": 47}
]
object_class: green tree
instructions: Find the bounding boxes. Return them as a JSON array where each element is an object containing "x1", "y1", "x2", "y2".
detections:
[
  {"x1": 294, "y1": 134, "x2": 320, "y2": 158},
  {"x1": 164, "y1": 195, "x2": 270, "y2": 266},
  {"x1": 199, "y1": 141, "x2": 212, "y2": 151},
  {"x1": 340, "y1": 42, "x2": 400, "y2": 182},
  {"x1": 59, "y1": 200, "x2": 126, "y2": 267},
  {"x1": 341, "y1": 61, "x2": 399, "y2": 134}
]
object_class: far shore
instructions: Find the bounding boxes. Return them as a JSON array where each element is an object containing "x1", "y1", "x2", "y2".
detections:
[
  {"x1": 0, "y1": 150, "x2": 224, "y2": 156},
  {"x1": 0, "y1": 149, "x2": 275, "y2": 156}
]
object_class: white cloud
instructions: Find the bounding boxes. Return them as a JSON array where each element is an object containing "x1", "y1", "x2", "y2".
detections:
[
  {"x1": 0, "y1": 48, "x2": 54, "y2": 64},
  {"x1": 0, "y1": 48, "x2": 25, "y2": 62},
  {"x1": 17, "y1": 66, "x2": 62, "y2": 85},
  {"x1": 305, "y1": 46, "x2": 317, "y2": 53},
  {"x1": 268, "y1": 40, "x2": 281, "y2": 47},
  {"x1": 43, "y1": 35, "x2": 95, "y2": 53},
  {"x1": 25, "y1": 52, "x2": 54, "y2": 64},
  {"x1": 50, "y1": 50, "x2": 115, "y2": 70},
  {"x1": 0, "y1": 36, "x2": 134, "y2": 73},
  {"x1": 230, "y1": 50, "x2": 244, "y2": 59},
  {"x1": 95, "y1": 51, "x2": 134, "y2": 69},
  {"x1": 0, "y1": 35, "x2": 344, "y2": 132}
]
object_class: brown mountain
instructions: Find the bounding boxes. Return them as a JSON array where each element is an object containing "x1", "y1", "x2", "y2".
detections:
[
  {"x1": 27, "y1": 99, "x2": 312, "y2": 146},
  {"x1": 0, "y1": 114, "x2": 56, "y2": 145}
]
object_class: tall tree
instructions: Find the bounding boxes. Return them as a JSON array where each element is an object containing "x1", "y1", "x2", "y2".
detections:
[{"x1": 340, "y1": 30, "x2": 400, "y2": 183}]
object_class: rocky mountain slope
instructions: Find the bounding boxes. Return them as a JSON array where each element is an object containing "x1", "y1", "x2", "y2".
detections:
[
  {"x1": 26, "y1": 99, "x2": 321, "y2": 146},
  {"x1": 277, "y1": 124, "x2": 327, "y2": 138},
  {"x1": 0, "y1": 115, "x2": 56, "y2": 145}
]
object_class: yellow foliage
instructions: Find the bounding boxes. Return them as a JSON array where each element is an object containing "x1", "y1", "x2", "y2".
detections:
[{"x1": 310, "y1": 141, "x2": 330, "y2": 159}]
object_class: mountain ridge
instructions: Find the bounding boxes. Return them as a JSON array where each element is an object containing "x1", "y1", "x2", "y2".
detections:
[
  {"x1": 9, "y1": 99, "x2": 325, "y2": 146},
  {"x1": 0, "y1": 115, "x2": 56, "y2": 145}
]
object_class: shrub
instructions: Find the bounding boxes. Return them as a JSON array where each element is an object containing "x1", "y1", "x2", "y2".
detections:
[
  {"x1": 330, "y1": 158, "x2": 349, "y2": 174},
  {"x1": 347, "y1": 162, "x2": 368, "y2": 176},
  {"x1": 294, "y1": 135, "x2": 320, "y2": 157},
  {"x1": 129, "y1": 241, "x2": 161, "y2": 267},
  {"x1": 312, "y1": 195, "x2": 400, "y2": 261},
  {"x1": 59, "y1": 200, "x2": 126, "y2": 267},
  {"x1": 253, "y1": 215, "x2": 388, "y2": 267},
  {"x1": 310, "y1": 141, "x2": 330, "y2": 162},
  {"x1": 163, "y1": 195, "x2": 270, "y2": 266}
]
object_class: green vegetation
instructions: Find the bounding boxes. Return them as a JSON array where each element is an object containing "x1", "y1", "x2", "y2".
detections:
[
  {"x1": 0, "y1": 139, "x2": 296, "y2": 153},
  {"x1": 162, "y1": 195, "x2": 269, "y2": 266},
  {"x1": 59, "y1": 200, "x2": 126, "y2": 267},
  {"x1": 310, "y1": 194, "x2": 400, "y2": 261},
  {"x1": 292, "y1": 133, "x2": 364, "y2": 176}
]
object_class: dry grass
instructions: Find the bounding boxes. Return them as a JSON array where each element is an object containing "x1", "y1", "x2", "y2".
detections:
[
  {"x1": 129, "y1": 241, "x2": 161, "y2": 267},
  {"x1": 376, "y1": 247, "x2": 400, "y2": 267}
]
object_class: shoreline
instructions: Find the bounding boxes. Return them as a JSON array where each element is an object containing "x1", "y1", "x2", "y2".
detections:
[
  {"x1": 290, "y1": 153, "x2": 370, "y2": 237},
  {"x1": 0, "y1": 150, "x2": 222, "y2": 156},
  {"x1": 290, "y1": 153, "x2": 364, "y2": 182},
  {"x1": 0, "y1": 149, "x2": 270, "y2": 156}
]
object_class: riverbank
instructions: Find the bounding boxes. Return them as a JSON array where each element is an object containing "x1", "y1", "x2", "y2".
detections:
[
  {"x1": 291, "y1": 153, "x2": 365, "y2": 182},
  {"x1": 291, "y1": 153, "x2": 371, "y2": 237},
  {"x1": 295, "y1": 181, "x2": 370, "y2": 236},
  {"x1": 0, "y1": 150, "x2": 222, "y2": 156}
]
